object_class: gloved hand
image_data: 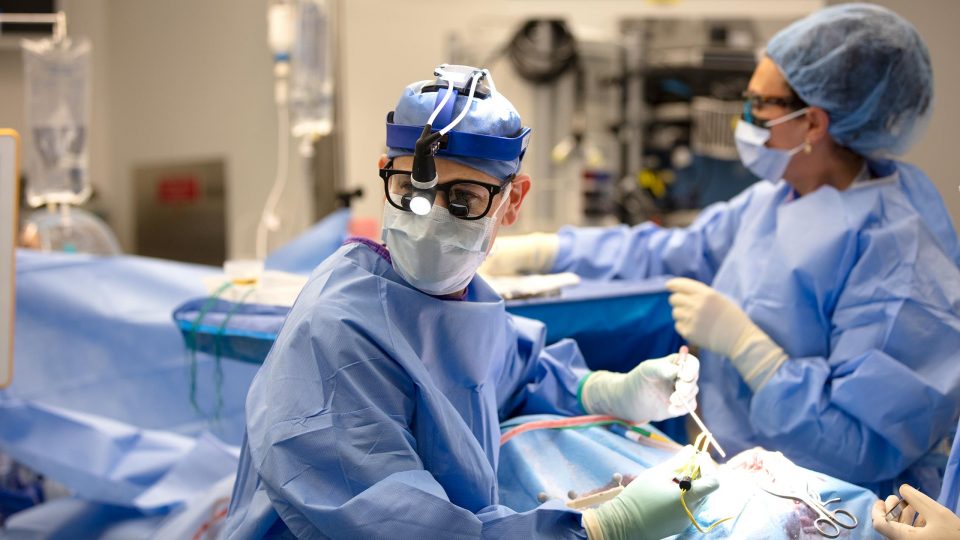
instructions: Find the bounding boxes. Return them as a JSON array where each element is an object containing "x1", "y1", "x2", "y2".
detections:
[
  {"x1": 479, "y1": 232, "x2": 560, "y2": 276},
  {"x1": 666, "y1": 277, "x2": 787, "y2": 392},
  {"x1": 582, "y1": 445, "x2": 720, "y2": 540},
  {"x1": 872, "y1": 484, "x2": 960, "y2": 539},
  {"x1": 579, "y1": 353, "x2": 699, "y2": 423}
]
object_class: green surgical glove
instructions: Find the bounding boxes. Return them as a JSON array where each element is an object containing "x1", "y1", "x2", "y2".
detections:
[{"x1": 582, "y1": 446, "x2": 720, "y2": 540}]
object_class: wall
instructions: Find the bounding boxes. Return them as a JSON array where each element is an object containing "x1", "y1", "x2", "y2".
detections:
[
  {"x1": 21, "y1": 1, "x2": 960, "y2": 259},
  {"x1": 3, "y1": 0, "x2": 832, "y2": 260},
  {"x1": 338, "y1": 0, "x2": 823, "y2": 229},
  {"x1": 98, "y1": 0, "x2": 312, "y2": 258},
  {"x1": 3, "y1": 0, "x2": 313, "y2": 259}
]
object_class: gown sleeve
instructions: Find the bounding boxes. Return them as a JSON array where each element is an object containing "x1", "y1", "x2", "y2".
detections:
[
  {"x1": 551, "y1": 184, "x2": 763, "y2": 282},
  {"x1": 495, "y1": 315, "x2": 591, "y2": 420}
]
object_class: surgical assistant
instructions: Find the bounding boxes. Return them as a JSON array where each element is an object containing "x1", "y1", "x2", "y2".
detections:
[
  {"x1": 223, "y1": 65, "x2": 712, "y2": 539},
  {"x1": 482, "y1": 4, "x2": 960, "y2": 497}
]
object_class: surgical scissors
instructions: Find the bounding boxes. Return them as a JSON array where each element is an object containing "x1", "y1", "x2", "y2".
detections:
[{"x1": 760, "y1": 481, "x2": 859, "y2": 538}]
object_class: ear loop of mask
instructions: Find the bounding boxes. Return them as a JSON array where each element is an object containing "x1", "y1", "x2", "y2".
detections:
[
  {"x1": 491, "y1": 182, "x2": 513, "y2": 220},
  {"x1": 766, "y1": 107, "x2": 811, "y2": 156},
  {"x1": 479, "y1": 182, "x2": 513, "y2": 252},
  {"x1": 763, "y1": 106, "x2": 809, "y2": 128}
]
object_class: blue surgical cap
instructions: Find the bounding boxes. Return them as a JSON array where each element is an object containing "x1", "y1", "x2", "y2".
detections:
[
  {"x1": 767, "y1": 3, "x2": 933, "y2": 158},
  {"x1": 387, "y1": 79, "x2": 526, "y2": 182}
]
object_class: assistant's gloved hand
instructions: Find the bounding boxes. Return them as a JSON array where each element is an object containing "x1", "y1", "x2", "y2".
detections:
[
  {"x1": 478, "y1": 232, "x2": 559, "y2": 276},
  {"x1": 666, "y1": 277, "x2": 787, "y2": 392},
  {"x1": 872, "y1": 484, "x2": 960, "y2": 539},
  {"x1": 582, "y1": 446, "x2": 720, "y2": 540},
  {"x1": 579, "y1": 353, "x2": 699, "y2": 423}
]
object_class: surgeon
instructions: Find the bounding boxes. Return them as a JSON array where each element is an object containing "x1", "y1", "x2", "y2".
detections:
[
  {"x1": 481, "y1": 3, "x2": 960, "y2": 497},
  {"x1": 222, "y1": 64, "x2": 717, "y2": 539}
]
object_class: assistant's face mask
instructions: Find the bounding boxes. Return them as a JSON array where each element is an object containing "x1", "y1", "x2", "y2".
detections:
[
  {"x1": 382, "y1": 183, "x2": 512, "y2": 296},
  {"x1": 734, "y1": 107, "x2": 809, "y2": 182}
]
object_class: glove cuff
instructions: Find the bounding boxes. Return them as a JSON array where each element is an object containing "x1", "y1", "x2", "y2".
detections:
[
  {"x1": 581, "y1": 509, "x2": 605, "y2": 540},
  {"x1": 729, "y1": 328, "x2": 788, "y2": 392},
  {"x1": 578, "y1": 370, "x2": 618, "y2": 416},
  {"x1": 576, "y1": 373, "x2": 593, "y2": 414}
]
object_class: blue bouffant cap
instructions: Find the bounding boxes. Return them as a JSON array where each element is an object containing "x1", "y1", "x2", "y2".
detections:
[
  {"x1": 386, "y1": 69, "x2": 530, "y2": 182},
  {"x1": 767, "y1": 3, "x2": 933, "y2": 158}
]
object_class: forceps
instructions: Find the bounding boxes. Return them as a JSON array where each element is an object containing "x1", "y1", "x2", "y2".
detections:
[{"x1": 760, "y1": 481, "x2": 859, "y2": 538}]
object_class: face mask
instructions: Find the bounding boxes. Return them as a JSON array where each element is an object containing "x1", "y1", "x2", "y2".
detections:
[
  {"x1": 734, "y1": 108, "x2": 808, "y2": 182},
  {"x1": 382, "y1": 183, "x2": 512, "y2": 296}
]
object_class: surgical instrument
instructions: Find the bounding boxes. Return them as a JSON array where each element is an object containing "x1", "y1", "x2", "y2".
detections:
[
  {"x1": 677, "y1": 346, "x2": 726, "y2": 458},
  {"x1": 760, "y1": 481, "x2": 859, "y2": 538}
]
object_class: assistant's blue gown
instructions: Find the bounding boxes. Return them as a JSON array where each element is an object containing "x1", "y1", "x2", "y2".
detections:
[
  {"x1": 223, "y1": 240, "x2": 590, "y2": 538},
  {"x1": 551, "y1": 160, "x2": 960, "y2": 497}
]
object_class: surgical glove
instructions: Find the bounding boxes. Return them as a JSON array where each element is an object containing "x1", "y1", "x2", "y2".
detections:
[
  {"x1": 582, "y1": 446, "x2": 720, "y2": 540},
  {"x1": 579, "y1": 353, "x2": 699, "y2": 423},
  {"x1": 666, "y1": 277, "x2": 787, "y2": 392},
  {"x1": 872, "y1": 484, "x2": 960, "y2": 540},
  {"x1": 478, "y1": 232, "x2": 559, "y2": 276}
]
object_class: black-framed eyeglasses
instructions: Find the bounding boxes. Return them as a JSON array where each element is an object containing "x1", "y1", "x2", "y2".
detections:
[
  {"x1": 379, "y1": 165, "x2": 510, "y2": 220},
  {"x1": 741, "y1": 91, "x2": 807, "y2": 127}
]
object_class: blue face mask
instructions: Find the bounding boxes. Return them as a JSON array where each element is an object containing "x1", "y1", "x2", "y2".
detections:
[
  {"x1": 382, "y1": 183, "x2": 512, "y2": 296},
  {"x1": 734, "y1": 107, "x2": 809, "y2": 181}
]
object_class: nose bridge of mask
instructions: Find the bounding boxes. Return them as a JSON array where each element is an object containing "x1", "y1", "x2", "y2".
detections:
[
  {"x1": 736, "y1": 115, "x2": 807, "y2": 154},
  {"x1": 422, "y1": 203, "x2": 492, "y2": 251},
  {"x1": 736, "y1": 119, "x2": 772, "y2": 146}
]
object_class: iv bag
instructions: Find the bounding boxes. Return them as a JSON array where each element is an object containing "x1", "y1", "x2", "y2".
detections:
[
  {"x1": 290, "y1": 0, "x2": 334, "y2": 141},
  {"x1": 22, "y1": 38, "x2": 93, "y2": 207}
]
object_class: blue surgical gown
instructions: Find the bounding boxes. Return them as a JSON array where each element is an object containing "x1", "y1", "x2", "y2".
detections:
[
  {"x1": 223, "y1": 240, "x2": 590, "y2": 538},
  {"x1": 551, "y1": 160, "x2": 960, "y2": 497}
]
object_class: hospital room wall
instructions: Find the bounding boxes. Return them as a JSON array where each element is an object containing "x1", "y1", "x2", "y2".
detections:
[
  {"x1": 61, "y1": 0, "x2": 820, "y2": 259},
  {"x1": 338, "y1": 0, "x2": 960, "y2": 240},
  {"x1": 0, "y1": 0, "x2": 307, "y2": 258},
  {"x1": 71, "y1": 0, "x2": 314, "y2": 258},
  {"x1": 0, "y1": 0, "x2": 831, "y2": 259},
  {"x1": 337, "y1": 0, "x2": 823, "y2": 231},
  {"x1": 827, "y1": 0, "x2": 960, "y2": 233},
  {"x1": 4, "y1": 0, "x2": 957, "y2": 261},
  {"x1": 61, "y1": 0, "x2": 824, "y2": 259}
]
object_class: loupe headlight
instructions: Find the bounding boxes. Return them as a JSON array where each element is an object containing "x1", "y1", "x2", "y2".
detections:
[
  {"x1": 403, "y1": 189, "x2": 436, "y2": 216},
  {"x1": 408, "y1": 124, "x2": 443, "y2": 215}
]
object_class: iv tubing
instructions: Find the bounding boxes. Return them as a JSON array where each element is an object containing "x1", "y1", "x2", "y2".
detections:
[{"x1": 256, "y1": 88, "x2": 291, "y2": 260}]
